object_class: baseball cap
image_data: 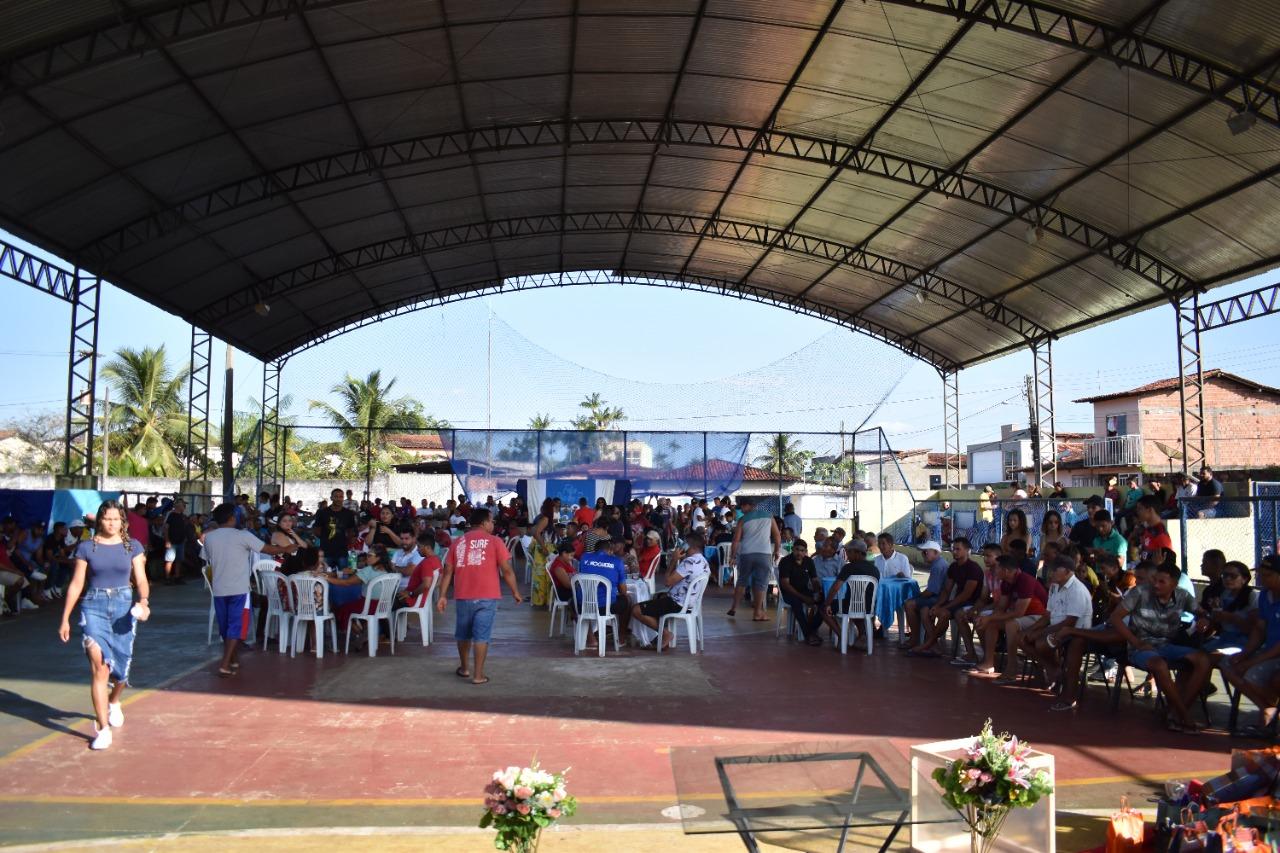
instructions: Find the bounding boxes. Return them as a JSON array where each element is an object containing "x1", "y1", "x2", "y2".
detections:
[
  {"x1": 919, "y1": 540, "x2": 942, "y2": 553},
  {"x1": 69, "y1": 519, "x2": 85, "y2": 529}
]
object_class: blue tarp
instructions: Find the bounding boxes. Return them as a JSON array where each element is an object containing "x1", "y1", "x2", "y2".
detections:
[{"x1": 0, "y1": 489, "x2": 117, "y2": 527}]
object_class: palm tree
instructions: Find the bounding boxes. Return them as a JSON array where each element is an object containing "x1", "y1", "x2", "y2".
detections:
[
  {"x1": 308, "y1": 370, "x2": 444, "y2": 476},
  {"x1": 571, "y1": 393, "x2": 625, "y2": 430},
  {"x1": 528, "y1": 413, "x2": 553, "y2": 430},
  {"x1": 754, "y1": 433, "x2": 814, "y2": 478},
  {"x1": 102, "y1": 345, "x2": 190, "y2": 476}
]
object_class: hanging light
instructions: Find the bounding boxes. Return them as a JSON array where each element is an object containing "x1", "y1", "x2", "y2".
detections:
[
  {"x1": 1025, "y1": 223, "x2": 1045, "y2": 245},
  {"x1": 914, "y1": 287, "x2": 926, "y2": 305},
  {"x1": 1227, "y1": 107, "x2": 1257, "y2": 136},
  {"x1": 254, "y1": 301, "x2": 271, "y2": 317}
]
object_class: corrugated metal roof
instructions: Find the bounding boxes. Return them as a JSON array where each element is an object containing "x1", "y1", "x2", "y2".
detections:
[{"x1": 2, "y1": 0, "x2": 1279, "y2": 370}]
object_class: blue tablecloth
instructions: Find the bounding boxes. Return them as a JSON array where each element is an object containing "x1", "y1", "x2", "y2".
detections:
[
  {"x1": 876, "y1": 577, "x2": 920, "y2": 630},
  {"x1": 327, "y1": 581, "x2": 365, "y2": 608}
]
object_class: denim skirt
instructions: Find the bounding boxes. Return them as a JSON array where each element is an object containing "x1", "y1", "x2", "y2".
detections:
[{"x1": 80, "y1": 586, "x2": 137, "y2": 684}]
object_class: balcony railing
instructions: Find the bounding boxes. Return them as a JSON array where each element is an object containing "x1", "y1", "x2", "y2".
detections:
[{"x1": 1082, "y1": 434, "x2": 1143, "y2": 467}]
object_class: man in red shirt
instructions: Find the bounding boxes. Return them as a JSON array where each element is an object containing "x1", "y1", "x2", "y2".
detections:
[
  {"x1": 398, "y1": 532, "x2": 442, "y2": 609},
  {"x1": 968, "y1": 555, "x2": 1047, "y2": 682},
  {"x1": 436, "y1": 508, "x2": 522, "y2": 685},
  {"x1": 1134, "y1": 495, "x2": 1173, "y2": 562},
  {"x1": 572, "y1": 498, "x2": 595, "y2": 527}
]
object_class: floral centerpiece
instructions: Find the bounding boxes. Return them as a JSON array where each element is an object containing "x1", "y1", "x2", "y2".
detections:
[
  {"x1": 481, "y1": 762, "x2": 578, "y2": 852},
  {"x1": 931, "y1": 720, "x2": 1054, "y2": 853}
]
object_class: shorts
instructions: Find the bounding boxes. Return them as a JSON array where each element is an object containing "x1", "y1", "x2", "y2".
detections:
[
  {"x1": 912, "y1": 593, "x2": 940, "y2": 610},
  {"x1": 1129, "y1": 643, "x2": 1198, "y2": 670},
  {"x1": 454, "y1": 598, "x2": 498, "y2": 643},
  {"x1": 1008, "y1": 614, "x2": 1040, "y2": 631},
  {"x1": 639, "y1": 594, "x2": 683, "y2": 620},
  {"x1": 214, "y1": 593, "x2": 252, "y2": 640},
  {"x1": 0, "y1": 569, "x2": 24, "y2": 588},
  {"x1": 736, "y1": 553, "x2": 773, "y2": 589},
  {"x1": 1244, "y1": 658, "x2": 1280, "y2": 688}
]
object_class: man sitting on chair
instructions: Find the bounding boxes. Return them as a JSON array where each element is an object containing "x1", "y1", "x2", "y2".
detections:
[
  {"x1": 967, "y1": 556, "x2": 1047, "y2": 682},
  {"x1": 902, "y1": 541, "x2": 948, "y2": 648},
  {"x1": 822, "y1": 538, "x2": 877, "y2": 650},
  {"x1": 1019, "y1": 555, "x2": 1093, "y2": 691},
  {"x1": 912, "y1": 537, "x2": 984, "y2": 658},
  {"x1": 577, "y1": 537, "x2": 631, "y2": 645},
  {"x1": 632, "y1": 531, "x2": 711, "y2": 651}
]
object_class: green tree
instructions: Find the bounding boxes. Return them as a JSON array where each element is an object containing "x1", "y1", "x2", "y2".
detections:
[
  {"x1": 571, "y1": 393, "x2": 625, "y2": 431},
  {"x1": 528, "y1": 413, "x2": 553, "y2": 430},
  {"x1": 102, "y1": 345, "x2": 191, "y2": 476},
  {"x1": 308, "y1": 370, "x2": 447, "y2": 477},
  {"x1": 754, "y1": 433, "x2": 814, "y2": 478}
]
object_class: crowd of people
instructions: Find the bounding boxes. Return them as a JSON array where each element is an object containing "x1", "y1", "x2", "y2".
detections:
[{"x1": 12, "y1": 471, "x2": 1280, "y2": 750}]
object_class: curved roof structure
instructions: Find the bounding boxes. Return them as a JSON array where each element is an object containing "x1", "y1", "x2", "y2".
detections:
[{"x1": 3, "y1": 0, "x2": 1280, "y2": 371}]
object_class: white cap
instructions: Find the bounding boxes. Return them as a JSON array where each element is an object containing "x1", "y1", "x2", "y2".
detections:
[{"x1": 919, "y1": 540, "x2": 943, "y2": 554}]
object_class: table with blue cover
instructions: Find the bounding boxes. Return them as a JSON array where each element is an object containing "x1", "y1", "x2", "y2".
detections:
[{"x1": 874, "y1": 577, "x2": 919, "y2": 636}]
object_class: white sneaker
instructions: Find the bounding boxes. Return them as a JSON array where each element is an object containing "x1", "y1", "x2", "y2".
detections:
[
  {"x1": 107, "y1": 703, "x2": 124, "y2": 727},
  {"x1": 30, "y1": 570, "x2": 47, "y2": 582},
  {"x1": 90, "y1": 726, "x2": 112, "y2": 750},
  {"x1": 19, "y1": 598, "x2": 38, "y2": 611}
]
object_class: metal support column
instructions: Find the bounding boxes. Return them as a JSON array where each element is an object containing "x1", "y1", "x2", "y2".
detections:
[
  {"x1": 1176, "y1": 292, "x2": 1207, "y2": 474},
  {"x1": 941, "y1": 370, "x2": 961, "y2": 489},
  {"x1": 63, "y1": 271, "x2": 100, "y2": 478},
  {"x1": 185, "y1": 326, "x2": 213, "y2": 480},
  {"x1": 1031, "y1": 339, "x2": 1057, "y2": 488},
  {"x1": 259, "y1": 357, "x2": 284, "y2": 496}
]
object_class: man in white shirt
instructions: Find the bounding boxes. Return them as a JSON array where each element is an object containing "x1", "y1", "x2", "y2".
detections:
[
  {"x1": 1020, "y1": 555, "x2": 1093, "y2": 690},
  {"x1": 417, "y1": 499, "x2": 432, "y2": 519},
  {"x1": 390, "y1": 528, "x2": 420, "y2": 592},
  {"x1": 203, "y1": 503, "x2": 297, "y2": 677},
  {"x1": 873, "y1": 533, "x2": 911, "y2": 579},
  {"x1": 632, "y1": 531, "x2": 711, "y2": 651},
  {"x1": 782, "y1": 503, "x2": 803, "y2": 539},
  {"x1": 691, "y1": 500, "x2": 707, "y2": 531},
  {"x1": 342, "y1": 489, "x2": 359, "y2": 512}
]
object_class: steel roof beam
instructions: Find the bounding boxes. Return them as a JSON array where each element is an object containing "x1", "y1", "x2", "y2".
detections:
[
  {"x1": 271, "y1": 268, "x2": 959, "y2": 369},
  {"x1": 881, "y1": 0, "x2": 1280, "y2": 130},
  {"x1": 1195, "y1": 280, "x2": 1280, "y2": 331},
  {"x1": 895, "y1": 45, "x2": 1280, "y2": 341},
  {"x1": 0, "y1": 235, "x2": 76, "y2": 301},
  {"x1": 191, "y1": 209, "x2": 1048, "y2": 343},
  {"x1": 831, "y1": 0, "x2": 1173, "y2": 318},
  {"x1": 733, "y1": 1, "x2": 990, "y2": 290},
  {"x1": 673, "y1": 0, "x2": 849, "y2": 282},
  {"x1": 75, "y1": 118, "x2": 1187, "y2": 297}
]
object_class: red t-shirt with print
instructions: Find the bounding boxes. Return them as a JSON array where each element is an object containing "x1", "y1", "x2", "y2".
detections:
[{"x1": 449, "y1": 531, "x2": 510, "y2": 600}]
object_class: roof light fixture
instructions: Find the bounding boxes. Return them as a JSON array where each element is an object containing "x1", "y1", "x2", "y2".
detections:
[{"x1": 1227, "y1": 107, "x2": 1257, "y2": 136}]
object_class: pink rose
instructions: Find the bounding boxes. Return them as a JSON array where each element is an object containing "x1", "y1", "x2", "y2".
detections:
[
  {"x1": 514, "y1": 785, "x2": 534, "y2": 800},
  {"x1": 517, "y1": 803, "x2": 531, "y2": 815},
  {"x1": 548, "y1": 808, "x2": 561, "y2": 819},
  {"x1": 493, "y1": 805, "x2": 507, "y2": 815}
]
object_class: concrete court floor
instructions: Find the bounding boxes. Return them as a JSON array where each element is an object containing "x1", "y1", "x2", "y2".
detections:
[{"x1": 0, "y1": 577, "x2": 1249, "y2": 851}]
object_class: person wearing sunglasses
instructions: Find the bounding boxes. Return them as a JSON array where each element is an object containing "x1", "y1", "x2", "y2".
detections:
[{"x1": 1197, "y1": 561, "x2": 1257, "y2": 659}]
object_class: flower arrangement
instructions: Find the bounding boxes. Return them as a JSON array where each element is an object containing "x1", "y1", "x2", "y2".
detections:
[
  {"x1": 931, "y1": 720, "x2": 1054, "y2": 853},
  {"x1": 481, "y1": 762, "x2": 578, "y2": 852}
]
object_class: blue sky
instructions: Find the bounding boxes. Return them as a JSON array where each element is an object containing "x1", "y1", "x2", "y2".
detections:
[{"x1": 4, "y1": 226, "x2": 1279, "y2": 454}]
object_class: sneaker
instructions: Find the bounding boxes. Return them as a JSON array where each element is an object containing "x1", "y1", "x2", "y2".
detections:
[
  {"x1": 19, "y1": 598, "x2": 38, "y2": 611},
  {"x1": 1089, "y1": 664, "x2": 1117, "y2": 683},
  {"x1": 90, "y1": 726, "x2": 112, "y2": 750},
  {"x1": 31, "y1": 570, "x2": 47, "y2": 582},
  {"x1": 107, "y1": 703, "x2": 124, "y2": 727}
]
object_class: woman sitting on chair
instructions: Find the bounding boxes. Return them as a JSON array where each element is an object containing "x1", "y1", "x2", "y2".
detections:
[{"x1": 549, "y1": 543, "x2": 577, "y2": 603}]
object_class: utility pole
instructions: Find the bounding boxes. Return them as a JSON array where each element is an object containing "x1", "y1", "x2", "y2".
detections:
[
  {"x1": 221, "y1": 346, "x2": 234, "y2": 501},
  {"x1": 1023, "y1": 374, "x2": 1037, "y2": 484}
]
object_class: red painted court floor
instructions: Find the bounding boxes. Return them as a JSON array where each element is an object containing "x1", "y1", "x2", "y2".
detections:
[{"x1": 0, "y1": 585, "x2": 1247, "y2": 846}]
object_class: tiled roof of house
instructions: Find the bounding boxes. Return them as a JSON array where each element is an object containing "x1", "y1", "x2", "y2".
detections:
[
  {"x1": 385, "y1": 432, "x2": 444, "y2": 451},
  {"x1": 1073, "y1": 370, "x2": 1280, "y2": 403}
]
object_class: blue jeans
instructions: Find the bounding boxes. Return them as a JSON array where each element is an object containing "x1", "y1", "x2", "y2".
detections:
[{"x1": 454, "y1": 598, "x2": 498, "y2": 643}]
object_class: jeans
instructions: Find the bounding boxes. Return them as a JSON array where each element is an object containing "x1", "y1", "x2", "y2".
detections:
[{"x1": 781, "y1": 591, "x2": 821, "y2": 641}]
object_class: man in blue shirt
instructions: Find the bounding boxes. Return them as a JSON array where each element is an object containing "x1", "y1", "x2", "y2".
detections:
[
  {"x1": 576, "y1": 537, "x2": 632, "y2": 643},
  {"x1": 1224, "y1": 555, "x2": 1280, "y2": 737}
]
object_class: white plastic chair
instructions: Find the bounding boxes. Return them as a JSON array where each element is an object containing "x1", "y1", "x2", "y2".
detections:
[
  {"x1": 716, "y1": 543, "x2": 735, "y2": 587},
  {"x1": 346, "y1": 573, "x2": 400, "y2": 657},
  {"x1": 506, "y1": 536, "x2": 528, "y2": 586},
  {"x1": 546, "y1": 563, "x2": 571, "y2": 638},
  {"x1": 571, "y1": 574, "x2": 620, "y2": 657},
  {"x1": 201, "y1": 564, "x2": 216, "y2": 644},
  {"x1": 256, "y1": 566, "x2": 292, "y2": 653},
  {"x1": 395, "y1": 570, "x2": 440, "y2": 646},
  {"x1": 658, "y1": 573, "x2": 710, "y2": 655},
  {"x1": 641, "y1": 552, "x2": 662, "y2": 596},
  {"x1": 837, "y1": 576, "x2": 879, "y2": 655},
  {"x1": 289, "y1": 575, "x2": 337, "y2": 658}
]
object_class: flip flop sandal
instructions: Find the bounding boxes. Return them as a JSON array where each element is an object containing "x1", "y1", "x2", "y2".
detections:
[
  {"x1": 472, "y1": 677, "x2": 491, "y2": 685},
  {"x1": 726, "y1": 609, "x2": 736, "y2": 617},
  {"x1": 1049, "y1": 701, "x2": 1077, "y2": 712},
  {"x1": 217, "y1": 667, "x2": 235, "y2": 678},
  {"x1": 455, "y1": 666, "x2": 471, "y2": 679},
  {"x1": 229, "y1": 662, "x2": 241, "y2": 671}
]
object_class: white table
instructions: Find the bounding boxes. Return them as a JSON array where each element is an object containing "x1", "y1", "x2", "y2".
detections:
[{"x1": 627, "y1": 578, "x2": 658, "y2": 648}]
